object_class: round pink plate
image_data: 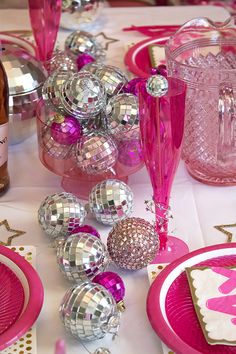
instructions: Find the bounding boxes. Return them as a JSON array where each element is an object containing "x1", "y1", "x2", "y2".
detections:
[
  {"x1": 0, "y1": 245, "x2": 44, "y2": 350},
  {"x1": 124, "y1": 36, "x2": 168, "y2": 78},
  {"x1": 147, "y1": 243, "x2": 236, "y2": 354},
  {"x1": 0, "y1": 32, "x2": 36, "y2": 56}
]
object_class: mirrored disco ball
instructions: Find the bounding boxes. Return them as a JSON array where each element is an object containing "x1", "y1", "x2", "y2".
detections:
[
  {"x1": 76, "y1": 132, "x2": 118, "y2": 174},
  {"x1": 61, "y1": 0, "x2": 103, "y2": 31},
  {"x1": 118, "y1": 139, "x2": 143, "y2": 167},
  {"x1": 42, "y1": 69, "x2": 73, "y2": 113},
  {"x1": 95, "y1": 65, "x2": 128, "y2": 97},
  {"x1": 80, "y1": 62, "x2": 101, "y2": 74},
  {"x1": 59, "y1": 282, "x2": 120, "y2": 341},
  {"x1": 65, "y1": 30, "x2": 104, "y2": 59},
  {"x1": 38, "y1": 192, "x2": 86, "y2": 239},
  {"x1": 40, "y1": 124, "x2": 75, "y2": 159},
  {"x1": 59, "y1": 72, "x2": 106, "y2": 119},
  {"x1": 106, "y1": 93, "x2": 139, "y2": 137},
  {"x1": 47, "y1": 50, "x2": 77, "y2": 73},
  {"x1": 89, "y1": 179, "x2": 134, "y2": 225},
  {"x1": 56, "y1": 233, "x2": 109, "y2": 282}
]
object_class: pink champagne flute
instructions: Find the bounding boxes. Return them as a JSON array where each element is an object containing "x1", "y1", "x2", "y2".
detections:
[
  {"x1": 28, "y1": 0, "x2": 62, "y2": 64},
  {"x1": 139, "y1": 76, "x2": 189, "y2": 263}
]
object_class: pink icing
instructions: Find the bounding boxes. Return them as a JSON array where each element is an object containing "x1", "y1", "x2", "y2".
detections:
[
  {"x1": 211, "y1": 267, "x2": 236, "y2": 294},
  {"x1": 206, "y1": 267, "x2": 236, "y2": 325}
]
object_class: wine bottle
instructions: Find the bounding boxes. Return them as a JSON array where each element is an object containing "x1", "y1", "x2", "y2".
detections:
[{"x1": 0, "y1": 60, "x2": 9, "y2": 195}]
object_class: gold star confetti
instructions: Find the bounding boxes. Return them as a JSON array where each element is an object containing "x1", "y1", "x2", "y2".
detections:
[
  {"x1": 214, "y1": 223, "x2": 236, "y2": 243},
  {"x1": 0, "y1": 219, "x2": 26, "y2": 246},
  {"x1": 94, "y1": 32, "x2": 119, "y2": 51}
]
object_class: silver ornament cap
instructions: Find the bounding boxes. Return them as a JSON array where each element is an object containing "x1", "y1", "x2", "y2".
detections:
[
  {"x1": 60, "y1": 72, "x2": 106, "y2": 119},
  {"x1": 56, "y1": 233, "x2": 109, "y2": 282},
  {"x1": 95, "y1": 65, "x2": 128, "y2": 97},
  {"x1": 89, "y1": 179, "x2": 134, "y2": 225},
  {"x1": 146, "y1": 74, "x2": 168, "y2": 97},
  {"x1": 59, "y1": 282, "x2": 120, "y2": 341},
  {"x1": 106, "y1": 93, "x2": 139, "y2": 138},
  {"x1": 38, "y1": 192, "x2": 86, "y2": 239}
]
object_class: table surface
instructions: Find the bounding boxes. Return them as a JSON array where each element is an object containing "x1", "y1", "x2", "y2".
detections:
[{"x1": 0, "y1": 5, "x2": 232, "y2": 354}]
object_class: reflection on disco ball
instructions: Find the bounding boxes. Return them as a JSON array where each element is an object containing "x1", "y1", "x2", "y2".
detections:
[{"x1": 61, "y1": 0, "x2": 104, "y2": 31}]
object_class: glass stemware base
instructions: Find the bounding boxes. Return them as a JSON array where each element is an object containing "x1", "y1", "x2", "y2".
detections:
[{"x1": 152, "y1": 236, "x2": 189, "y2": 264}]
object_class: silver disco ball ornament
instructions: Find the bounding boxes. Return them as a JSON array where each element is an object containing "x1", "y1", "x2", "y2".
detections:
[
  {"x1": 57, "y1": 233, "x2": 109, "y2": 281},
  {"x1": 59, "y1": 72, "x2": 106, "y2": 119},
  {"x1": 65, "y1": 30, "x2": 104, "y2": 59},
  {"x1": 95, "y1": 65, "x2": 128, "y2": 97},
  {"x1": 40, "y1": 125, "x2": 75, "y2": 159},
  {"x1": 42, "y1": 69, "x2": 73, "y2": 113},
  {"x1": 61, "y1": 0, "x2": 103, "y2": 31},
  {"x1": 107, "y1": 217, "x2": 159, "y2": 270},
  {"x1": 47, "y1": 50, "x2": 77, "y2": 73},
  {"x1": 80, "y1": 62, "x2": 100, "y2": 74},
  {"x1": 89, "y1": 179, "x2": 134, "y2": 225},
  {"x1": 76, "y1": 132, "x2": 118, "y2": 175},
  {"x1": 38, "y1": 192, "x2": 86, "y2": 239},
  {"x1": 59, "y1": 282, "x2": 120, "y2": 341},
  {"x1": 146, "y1": 75, "x2": 168, "y2": 97},
  {"x1": 106, "y1": 93, "x2": 139, "y2": 137}
]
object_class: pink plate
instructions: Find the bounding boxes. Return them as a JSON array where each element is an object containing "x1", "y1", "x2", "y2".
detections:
[
  {"x1": 124, "y1": 36, "x2": 169, "y2": 78},
  {"x1": 147, "y1": 243, "x2": 236, "y2": 354},
  {"x1": 0, "y1": 245, "x2": 43, "y2": 350},
  {"x1": 0, "y1": 32, "x2": 36, "y2": 56}
]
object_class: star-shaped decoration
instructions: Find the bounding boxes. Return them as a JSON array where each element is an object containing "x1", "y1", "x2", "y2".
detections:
[
  {"x1": 214, "y1": 223, "x2": 236, "y2": 243},
  {"x1": 0, "y1": 219, "x2": 26, "y2": 246},
  {"x1": 94, "y1": 32, "x2": 119, "y2": 51}
]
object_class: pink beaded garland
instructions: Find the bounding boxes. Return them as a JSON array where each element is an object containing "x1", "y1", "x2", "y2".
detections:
[
  {"x1": 51, "y1": 115, "x2": 82, "y2": 145},
  {"x1": 93, "y1": 271, "x2": 125, "y2": 309},
  {"x1": 70, "y1": 224, "x2": 100, "y2": 238},
  {"x1": 123, "y1": 78, "x2": 145, "y2": 97}
]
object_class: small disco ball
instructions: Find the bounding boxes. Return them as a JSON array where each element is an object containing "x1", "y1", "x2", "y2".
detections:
[
  {"x1": 146, "y1": 75, "x2": 168, "y2": 97},
  {"x1": 95, "y1": 65, "x2": 128, "y2": 97},
  {"x1": 41, "y1": 124, "x2": 75, "y2": 159},
  {"x1": 59, "y1": 282, "x2": 120, "y2": 341},
  {"x1": 59, "y1": 72, "x2": 106, "y2": 119},
  {"x1": 106, "y1": 93, "x2": 139, "y2": 137},
  {"x1": 107, "y1": 217, "x2": 159, "y2": 270},
  {"x1": 89, "y1": 179, "x2": 134, "y2": 225},
  {"x1": 38, "y1": 192, "x2": 86, "y2": 239},
  {"x1": 76, "y1": 132, "x2": 118, "y2": 175},
  {"x1": 117, "y1": 139, "x2": 143, "y2": 167},
  {"x1": 65, "y1": 30, "x2": 104, "y2": 60},
  {"x1": 57, "y1": 233, "x2": 109, "y2": 282},
  {"x1": 42, "y1": 69, "x2": 73, "y2": 113},
  {"x1": 80, "y1": 62, "x2": 100, "y2": 74},
  {"x1": 47, "y1": 50, "x2": 77, "y2": 73}
]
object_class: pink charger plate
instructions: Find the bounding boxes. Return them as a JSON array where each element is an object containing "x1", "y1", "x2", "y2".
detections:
[
  {"x1": 0, "y1": 245, "x2": 44, "y2": 350},
  {"x1": 147, "y1": 243, "x2": 236, "y2": 354},
  {"x1": 124, "y1": 36, "x2": 168, "y2": 78}
]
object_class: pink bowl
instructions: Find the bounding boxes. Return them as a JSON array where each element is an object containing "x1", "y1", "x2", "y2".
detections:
[{"x1": 0, "y1": 245, "x2": 44, "y2": 350}]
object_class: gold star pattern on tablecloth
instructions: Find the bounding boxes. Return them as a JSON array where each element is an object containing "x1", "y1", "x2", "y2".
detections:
[
  {"x1": 214, "y1": 223, "x2": 236, "y2": 243},
  {"x1": 0, "y1": 219, "x2": 25, "y2": 246},
  {"x1": 95, "y1": 32, "x2": 119, "y2": 50}
]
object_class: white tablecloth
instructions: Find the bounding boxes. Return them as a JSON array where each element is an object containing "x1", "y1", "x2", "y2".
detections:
[{"x1": 0, "y1": 5, "x2": 232, "y2": 354}]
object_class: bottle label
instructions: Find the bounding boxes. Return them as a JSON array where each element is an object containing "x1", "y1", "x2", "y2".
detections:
[{"x1": 0, "y1": 122, "x2": 8, "y2": 167}]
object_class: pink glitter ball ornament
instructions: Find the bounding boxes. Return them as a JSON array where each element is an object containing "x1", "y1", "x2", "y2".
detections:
[
  {"x1": 93, "y1": 271, "x2": 126, "y2": 311},
  {"x1": 51, "y1": 114, "x2": 82, "y2": 145},
  {"x1": 77, "y1": 53, "x2": 95, "y2": 71},
  {"x1": 118, "y1": 139, "x2": 143, "y2": 167},
  {"x1": 70, "y1": 224, "x2": 100, "y2": 238}
]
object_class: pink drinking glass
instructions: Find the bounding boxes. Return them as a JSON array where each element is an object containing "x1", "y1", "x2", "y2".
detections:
[
  {"x1": 139, "y1": 77, "x2": 189, "y2": 263},
  {"x1": 28, "y1": 0, "x2": 62, "y2": 64}
]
